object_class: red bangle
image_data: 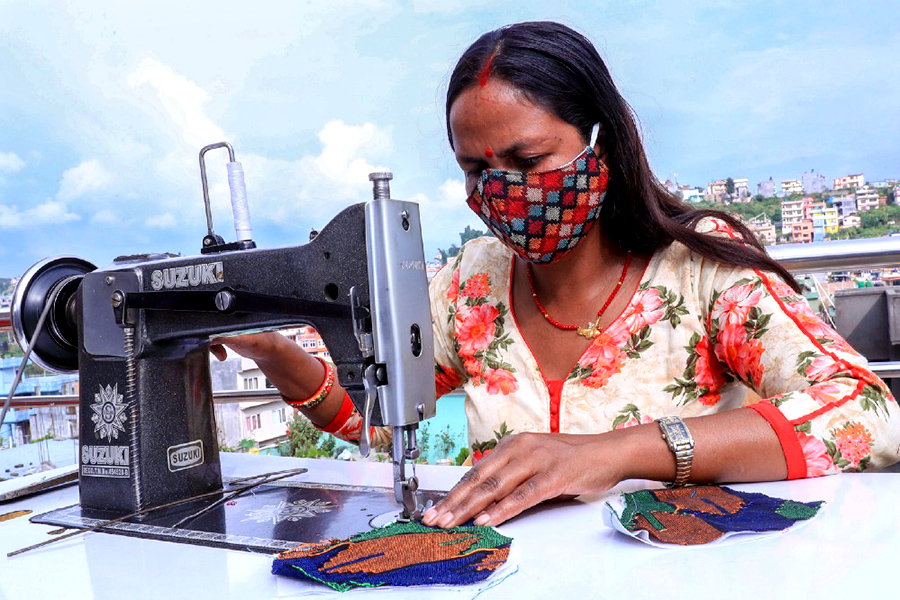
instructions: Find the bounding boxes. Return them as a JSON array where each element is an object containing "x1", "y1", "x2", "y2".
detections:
[{"x1": 284, "y1": 356, "x2": 335, "y2": 409}]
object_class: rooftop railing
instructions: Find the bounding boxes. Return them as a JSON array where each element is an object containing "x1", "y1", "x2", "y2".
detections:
[{"x1": 3, "y1": 234, "x2": 900, "y2": 409}]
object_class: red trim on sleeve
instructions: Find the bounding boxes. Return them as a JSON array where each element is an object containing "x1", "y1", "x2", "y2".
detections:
[
  {"x1": 789, "y1": 378, "x2": 866, "y2": 426},
  {"x1": 435, "y1": 364, "x2": 465, "y2": 398},
  {"x1": 757, "y1": 271, "x2": 878, "y2": 388},
  {"x1": 320, "y1": 392, "x2": 356, "y2": 434},
  {"x1": 754, "y1": 270, "x2": 881, "y2": 424},
  {"x1": 748, "y1": 402, "x2": 807, "y2": 480}
]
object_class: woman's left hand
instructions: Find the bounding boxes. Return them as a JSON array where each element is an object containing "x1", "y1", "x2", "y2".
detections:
[{"x1": 421, "y1": 431, "x2": 623, "y2": 529}]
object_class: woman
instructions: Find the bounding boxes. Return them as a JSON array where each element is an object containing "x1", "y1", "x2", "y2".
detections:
[{"x1": 214, "y1": 21, "x2": 900, "y2": 531}]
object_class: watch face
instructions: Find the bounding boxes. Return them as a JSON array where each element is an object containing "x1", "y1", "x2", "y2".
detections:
[
  {"x1": 661, "y1": 417, "x2": 691, "y2": 444},
  {"x1": 669, "y1": 422, "x2": 689, "y2": 443}
]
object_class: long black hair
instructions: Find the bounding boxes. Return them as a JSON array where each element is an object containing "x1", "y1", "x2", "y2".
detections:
[{"x1": 446, "y1": 21, "x2": 800, "y2": 293}]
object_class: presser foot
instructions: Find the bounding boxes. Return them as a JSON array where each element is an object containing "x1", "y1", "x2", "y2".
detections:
[{"x1": 393, "y1": 425, "x2": 424, "y2": 522}]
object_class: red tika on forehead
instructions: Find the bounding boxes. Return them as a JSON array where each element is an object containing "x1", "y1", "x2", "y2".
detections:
[
  {"x1": 484, "y1": 147, "x2": 494, "y2": 158},
  {"x1": 478, "y1": 51, "x2": 497, "y2": 87}
]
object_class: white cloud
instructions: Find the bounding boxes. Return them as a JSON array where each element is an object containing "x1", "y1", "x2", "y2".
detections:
[
  {"x1": 0, "y1": 200, "x2": 80, "y2": 230},
  {"x1": 91, "y1": 209, "x2": 120, "y2": 225},
  {"x1": 57, "y1": 160, "x2": 113, "y2": 201},
  {"x1": 146, "y1": 212, "x2": 177, "y2": 228},
  {"x1": 297, "y1": 120, "x2": 392, "y2": 198},
  {"x1": 0, "y1": 151, "x2": 26, "y2": 173},
  {"x1": 220, "y1": 119, "x2": 393, "y2": 229},
  {"x1": 411, "y1": 0, "x2": 491, "y2": 13},
  {"x1": 127, "y1": 58, "x2": 227, "y2": 150},
  {"x1": 411, "y1": 178, "x2": 485, "y2": 256}
]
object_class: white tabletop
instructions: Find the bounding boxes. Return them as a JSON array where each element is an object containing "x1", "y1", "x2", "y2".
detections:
[{"x1": 1, "y1": 452, "x2": 898, "y2": 599}]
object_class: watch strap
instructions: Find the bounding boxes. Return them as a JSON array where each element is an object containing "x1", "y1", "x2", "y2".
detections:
[{"x1": 657, "y1": 416, "x2": 694, "y2": 488}]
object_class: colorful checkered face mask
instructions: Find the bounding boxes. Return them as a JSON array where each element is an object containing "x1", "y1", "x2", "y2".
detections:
[{"x1": 466, "y1": 124, "x2": 609, "y2": 263}]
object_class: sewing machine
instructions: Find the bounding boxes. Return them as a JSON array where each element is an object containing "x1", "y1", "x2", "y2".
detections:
[{"x1": 11, "y1": 142, "x2": 436, "y2": 523}]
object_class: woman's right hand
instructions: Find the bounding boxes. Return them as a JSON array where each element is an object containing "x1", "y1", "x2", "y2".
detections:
[
  {"x1": 210, "y1": 331, "x2": 283, "y2": 362},
  {"x1": 210, "y1": 331, "x2": 345, "y2": 427}
]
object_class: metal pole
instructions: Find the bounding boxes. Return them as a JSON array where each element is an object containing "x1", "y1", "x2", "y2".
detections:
[{"x1": 768, "y1": 236, "x2": 900, "y2": 273}]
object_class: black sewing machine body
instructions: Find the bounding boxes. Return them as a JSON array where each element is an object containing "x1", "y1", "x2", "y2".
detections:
[{"x1": 14, "y1": 194, "x2": 436, "y2": 516}]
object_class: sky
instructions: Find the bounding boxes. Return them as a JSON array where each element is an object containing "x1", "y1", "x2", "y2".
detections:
[{"x1": 1, "y1": 0, "x2": 898, "y2": 276}]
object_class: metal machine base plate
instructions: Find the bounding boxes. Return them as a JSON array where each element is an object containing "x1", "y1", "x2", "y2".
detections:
[{"x1": 31, "y1": 479, "x2": 445, "y2": 553}]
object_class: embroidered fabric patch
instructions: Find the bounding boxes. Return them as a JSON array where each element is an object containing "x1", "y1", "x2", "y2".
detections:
[
  {"x1": 605, "y1": 486, "x2": 823, "y2": 546},
  {"x1": 272, "y1": 521, "x2": 513, "y2": 591}
]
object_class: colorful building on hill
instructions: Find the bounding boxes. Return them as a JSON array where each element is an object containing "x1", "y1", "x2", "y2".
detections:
[{"x1": 833, "y1": 173, "x2": 865, "y2": 190}]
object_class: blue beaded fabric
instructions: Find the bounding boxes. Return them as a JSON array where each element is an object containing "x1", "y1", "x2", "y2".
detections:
[
  {"x1": 272, "y1": 521, "x2": 512, "y2": 591},
  {"x1": 615, "y1": 485, "x2": 824, "y2": 545}
]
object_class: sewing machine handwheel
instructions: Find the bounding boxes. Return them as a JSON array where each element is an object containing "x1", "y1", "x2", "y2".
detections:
[{"x1": 11, "y1": 256, "x2": 96, "y2": 373}]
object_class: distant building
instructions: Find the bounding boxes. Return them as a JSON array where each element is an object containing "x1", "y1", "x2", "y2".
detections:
[
  {"x1": 811, "y1": 214, "x2": 826, "y2": 242},
  {"x1": 206, "y1": 326, "x2": 332, "y2": 453},
  {"x1": 1, "y1": 357, "x2": 80, "y2": 445},
  {"x1": 746, "y1": 215, "x2": 776, "y2": 245},
  {"x1": 733, "y1": 178, "x2": 750, "y2": 200},
  {"x1": 757, "y1": 177, "x2": 776, "y2": 198},
  {"x1": 292, "y1": 326, "x2": 330, "y2": 360},
  {"x1": 664, "y1": 179, "x2": 678, "y2": 194},
  {"x1": 426, "y1": 263, "x2": 443, "y2": 281},
  {"x1": 236, "y1": 352, "x2": 291, "y2": 453},
  {"x1": 811, "y1": 207, "x2": 839, "y2": 239},
  {"x1": 790, "y1": 220, "x2": 814, "y2": 243},
  {"x1": 805, "y1": 199, "x2": 826, "y2": 218},
  {"x1": 678, "y1": 186, "x2": 705, "y2": 202},
  {"x1": 781, "y1": 179, "x2": 803, "y2": 195},
  {"x1": 241, "y1": 397, "x2": 291, "y2": 453},
  {"x1": 781, "y1": 197, "x2": 830, "y2": 238},
  {"x1": 868, "y1": 180, "x2": 896, "y2": 188},
  {"x1": 856, "y1": 186, "x2": 880, "y2": 212},
  {"x1": 706, "y1": 180, "x2": 727, "y2": 202},
  {"x1": 802, "y1": 170, "x2": 827, "y2": 194},
  {"x1": 832, "y1": 195, "x2": 857, "y2": 217},
  {"x1": 833, "y1": 174, "x2": 865, "y2": 190},
  {"x1": 780, "y1": 198, "x2": 806, "y2": 237},
  {"x1": 841, "y1": 214, "x2": 861, "y2": 229}
]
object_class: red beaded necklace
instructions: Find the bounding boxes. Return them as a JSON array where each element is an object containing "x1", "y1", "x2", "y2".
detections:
[{"x1": 526, "y1": 251, "x2": 632, "y2": 340}]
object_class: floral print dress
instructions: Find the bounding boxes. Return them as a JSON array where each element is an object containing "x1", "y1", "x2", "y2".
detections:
[{"x1": 319, "y1": 220, "x2": 900, "y2": 478}]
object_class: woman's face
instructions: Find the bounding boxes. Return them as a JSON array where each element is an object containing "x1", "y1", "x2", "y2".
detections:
[{"x1": 449, "y1": 79, "x2": 592, "y2": 194}]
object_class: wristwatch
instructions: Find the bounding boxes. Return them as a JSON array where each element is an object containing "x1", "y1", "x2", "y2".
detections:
[{"x1": 657, "y1": 416, "x2": 694, "y2": 488}]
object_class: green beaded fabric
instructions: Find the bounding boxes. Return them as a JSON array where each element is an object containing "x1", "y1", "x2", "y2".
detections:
[{"x1": 272, "y1": 521, "x2": 513, "y2": 591}]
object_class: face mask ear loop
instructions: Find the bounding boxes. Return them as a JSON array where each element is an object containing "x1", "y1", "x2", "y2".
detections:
[{"x1": 589, "y1": 123, "x2": 601, "y2": 149}]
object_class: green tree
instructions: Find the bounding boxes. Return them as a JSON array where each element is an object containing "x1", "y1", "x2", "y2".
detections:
[
  {"x1": 459, "y1": 225, "x2": 487, "y2": 245},
  {"x1": 725, "y1": 177, "x2": 735, "y2": 195},
  {"x1": 238, "y1": 438, "x2": 256, "y2": 452},
  {"x1": 860, "y1": 205, "x2": 900, "y2": 230},
  {"x1": 437, "y1": 425, "x2": 457, "y2": 459},
  {"x1": 319, "y1": 434, "x2": 337, "y2": 457},
  {"x1": 285, "y1": 414, "x2": 322, "y2": 458},
  {"x1": 438, "y1": 226, "x2": 489, "y2": 265},
  {"x1": 416, "y1": 423, "x2": 431, "y2": 464}
]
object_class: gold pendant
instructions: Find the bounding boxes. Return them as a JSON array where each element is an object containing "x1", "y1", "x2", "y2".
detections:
[
  {"x1": 577, "y1": 323, "x2": 601, "y2": 340},
  {"x1": 577, "y1": 316, "x2": 604, "y2": 340}
]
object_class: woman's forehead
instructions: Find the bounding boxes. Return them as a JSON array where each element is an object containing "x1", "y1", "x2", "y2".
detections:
[{"x1": 449, "y1": 80, "x2": 566, "y2": 151}]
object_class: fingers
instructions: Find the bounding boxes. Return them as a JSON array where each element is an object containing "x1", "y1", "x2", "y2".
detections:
[
  {"x1": 473, "y1": 474, "x2": 550, "y2": 526},
  {"x1": 208, "y1": 332, "x2": 277, "y2": 361},
  {"x1": 422, "y1": 448, "x2": 510, "y2": 528},
  {"x1": 422, "y1": 434, "x2": 550, "y2": 529},
  {"x1": 209, "y1": 343, "x2": 227, "y2": 361}
]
